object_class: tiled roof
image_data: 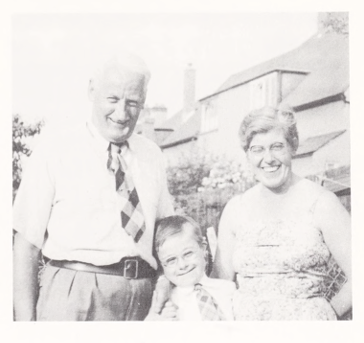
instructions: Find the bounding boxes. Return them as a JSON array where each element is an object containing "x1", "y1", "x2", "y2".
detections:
[
  {"x1": 162, "y1": 33, "x2": 349, "y2": 149},
  {"x1": 207, "y1": 33, "x2": 349, "y2": 109},
  {"x1": 281, "y1": 50, "x2": 349, "y2": 109},
  {"x1": 157, "y1": 109, "x2": 185, "y2": 130},
  {"x1": 294, "y1": 130, "x2": 346, "y2": 157},
  {"x1": 160, "y1": 110, "x2": 201, "y2": 148}
]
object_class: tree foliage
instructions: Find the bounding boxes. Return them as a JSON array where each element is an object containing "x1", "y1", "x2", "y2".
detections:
[
  {"x1": 320, "y1": 12, "x2": 349, "y2": 35},
  {"x1": 12, "y1": 114, "x2": 43, "y2": 199},
  {"x1": 166, "y1": 152, "x2": 256, "y2": 231}
]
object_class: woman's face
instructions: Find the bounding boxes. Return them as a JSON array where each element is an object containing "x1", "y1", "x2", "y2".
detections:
[{"x1": 247, "y1": 128, "x2": 293, "y2": 192}]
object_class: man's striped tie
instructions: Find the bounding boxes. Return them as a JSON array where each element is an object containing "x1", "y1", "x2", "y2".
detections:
[
  {"x1": 107, "y1": 142, "x2": 145, "y2": 242},
  {"x1": 195, "y1": 283, "x2": 226, "y2": 321}
]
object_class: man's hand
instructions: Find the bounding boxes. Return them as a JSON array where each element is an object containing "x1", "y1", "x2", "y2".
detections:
[
  {"x1": 145, "y1": 292, "x2": 178, "y2": 321},
  {"x1": 152, "y1": 275, "x2": 174, "y2": 314},
  {"x1": 158, "y1": 301, "x2": 178, "y2": 320}
]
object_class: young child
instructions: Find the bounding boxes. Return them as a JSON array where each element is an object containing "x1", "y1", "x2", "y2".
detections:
[{"x1": 147, "y1": 215, "x2": 236, "y2": 321}]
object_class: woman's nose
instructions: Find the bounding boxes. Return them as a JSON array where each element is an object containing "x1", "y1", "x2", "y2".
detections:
[{"x1": 262, "y1": 148, "x2": 274, "y2": 162}]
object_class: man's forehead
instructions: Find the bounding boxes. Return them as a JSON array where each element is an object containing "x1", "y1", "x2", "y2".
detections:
[
  {"x1": 102, "y1": 67, "x2": 145, "y2": 84},
  {"x1": 98, "y1": 69, "x2": 145, "y2": 96}
]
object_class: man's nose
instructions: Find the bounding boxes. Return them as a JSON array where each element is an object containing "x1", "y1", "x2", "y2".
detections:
[{"x1": 113, "y1": 100, "x2": 128, "y2": 121}]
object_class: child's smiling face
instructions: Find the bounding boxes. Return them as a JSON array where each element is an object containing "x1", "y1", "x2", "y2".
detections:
[{"x1": 157, "y1": 223, "x2": 206, "y2": 288}]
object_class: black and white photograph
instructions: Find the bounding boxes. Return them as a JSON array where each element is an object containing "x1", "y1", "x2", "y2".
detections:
[{"x1": 3, "y1": 1, "x2": 364, "y2": 342}]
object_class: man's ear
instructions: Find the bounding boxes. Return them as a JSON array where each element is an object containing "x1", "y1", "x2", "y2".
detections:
[{"x1": 88, "y1": 79, "x2": 95, "y2": 101}]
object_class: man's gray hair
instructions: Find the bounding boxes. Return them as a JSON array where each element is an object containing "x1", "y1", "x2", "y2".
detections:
[{"x1": 91, "y1": 50, "x2": 151, "y2": 98}]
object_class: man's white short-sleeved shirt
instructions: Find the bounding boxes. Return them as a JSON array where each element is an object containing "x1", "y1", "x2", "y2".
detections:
[{"x1": 13, "y1": 121, "x2": 174, "y2": 269}]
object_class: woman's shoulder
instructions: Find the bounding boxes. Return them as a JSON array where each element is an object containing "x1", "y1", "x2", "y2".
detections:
[
  {"x1": 291, "y1": 178, "x2": 344, "y2": 215},
  {"x1": 225, "y1": 184, "x2": 260, "y2": 207},
  {"x1": 295, "y1": 178, "x2": 333, "y2": 201}
]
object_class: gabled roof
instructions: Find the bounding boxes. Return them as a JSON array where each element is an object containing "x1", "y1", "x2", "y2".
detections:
[
  {"x1": 281, "y1": 42, "x2": 349, "y2": 110},
  {"x1": 160, "y1": 110, "x2": 201, "y2": 148},
  {"x1": 157, "y1": 108, "x2": 185, "y2": 130},
  {"x1": 162, "y1": 33, "x2": 349, "y2": 150},
  {"x1": 204, "y1": 33, "x2": 349, "y2": 109},
  {"x1": 294, "y1": 130, "x2": 346, "y2": 157}
]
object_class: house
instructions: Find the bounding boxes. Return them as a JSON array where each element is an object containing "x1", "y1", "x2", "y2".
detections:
[{"x1": 159, "y1": 31, "x2": 350, "y2": 208}]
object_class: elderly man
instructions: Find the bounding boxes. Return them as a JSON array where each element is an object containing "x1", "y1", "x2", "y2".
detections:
[{"x1": 13, "y1": 52, "x2": 174, "y2": 321}]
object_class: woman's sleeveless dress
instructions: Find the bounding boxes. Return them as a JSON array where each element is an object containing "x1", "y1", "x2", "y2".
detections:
[{"x1": 232, "y1": 180, "x2": 337, "y2": 320}]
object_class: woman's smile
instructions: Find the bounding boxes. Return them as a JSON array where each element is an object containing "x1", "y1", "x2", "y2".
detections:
[
  {"x1": 248, "y1": 128, "x2": 293, "y2": 192},
  {"x1": 261, "y1": 165, "x2": 281, "y2": 173}
]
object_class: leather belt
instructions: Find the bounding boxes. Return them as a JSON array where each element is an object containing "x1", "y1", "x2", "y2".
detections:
[{"x1": 48, "y1": 257, "x2": 156, "y2": 279}]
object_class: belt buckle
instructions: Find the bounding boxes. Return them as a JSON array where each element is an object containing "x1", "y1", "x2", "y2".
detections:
[{"x1": 124, "y1": 259, "x2": 138, "y2": 279}]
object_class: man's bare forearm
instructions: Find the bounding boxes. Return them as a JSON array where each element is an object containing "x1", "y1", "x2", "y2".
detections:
[{"x1": 13, "y1": 233, "x2": 41, "y2": 321}]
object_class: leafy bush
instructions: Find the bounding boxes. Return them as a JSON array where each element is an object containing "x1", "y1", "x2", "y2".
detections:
[
  {"x1": 166, "y1": 152, "x2": 256, "y2": 231},
  {"x1": 12, "y1": 114, "x2": 43, "y2": 200}
]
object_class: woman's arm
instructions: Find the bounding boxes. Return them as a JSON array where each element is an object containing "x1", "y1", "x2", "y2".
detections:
[
  {"x1": 314, "y1": 191, "x2": 352, "y2": 318},
  {"x1": 211, "y1": 198, "x2": 238, "y2": 281}
]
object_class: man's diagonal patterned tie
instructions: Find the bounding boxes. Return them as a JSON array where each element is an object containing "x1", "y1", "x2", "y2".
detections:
[
  {"x1": 107, "y1": 142, "x2": 145, "y2": 242},
  {"x1": 194, "y1": 283, "x2": 225, "y2": 321}
]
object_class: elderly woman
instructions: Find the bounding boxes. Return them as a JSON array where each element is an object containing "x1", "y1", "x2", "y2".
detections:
[{"x1": 212, "y1": 107, "x2": 351, "y2": 320}]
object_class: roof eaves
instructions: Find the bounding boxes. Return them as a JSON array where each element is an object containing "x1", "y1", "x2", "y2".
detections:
[
  {"x1": 199, "y1": 69, "x2": 309, "y2": 102},
  {"x1": 294, "y1": 130, "x2": 346, "y2": 157},
  {"x1": 154, "y1": 128, "x2": 174, "y2": 132},
  {"x1": 161, "y1": 136, "x2": 198, "y2": 149},
  {"x1": 293, "y1": 94, "x2": 345, "y2": 112}
]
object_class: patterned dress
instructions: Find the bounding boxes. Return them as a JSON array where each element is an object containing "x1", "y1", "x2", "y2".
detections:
[{"x1": 227, "y1": 179, "x2": 337, "y2": 320}]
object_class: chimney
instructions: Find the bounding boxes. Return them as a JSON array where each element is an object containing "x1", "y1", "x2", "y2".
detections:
[
  {"x1": 141, "y1": 117, "x2": 156, "y2": 142},
  {"x1": 183, "y1": 63, "x2": 196, "y2": 112},
  {"x1": 149, "y1": 105, "x2": 168, "y2": 128}
]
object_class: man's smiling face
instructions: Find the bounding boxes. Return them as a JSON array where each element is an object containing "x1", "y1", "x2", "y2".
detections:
[{"x1": 89, "y1": 66, "x2": 146, "y2": 144}]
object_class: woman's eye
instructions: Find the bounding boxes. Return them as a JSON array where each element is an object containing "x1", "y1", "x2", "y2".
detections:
[
  {"x1": 250, "y1": 146, "x2": 264, "y2": 153},
  {"x1": 271, "y1": 143, "x2": 284, "y2": 151}
]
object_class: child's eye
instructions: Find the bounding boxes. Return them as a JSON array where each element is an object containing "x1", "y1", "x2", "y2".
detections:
[
  {"x1": 165, "y1": 257, "x2": 177, "y2": 266},
  {"x1": 183, "y1": 251, "x2": 194, "y2": 258}
]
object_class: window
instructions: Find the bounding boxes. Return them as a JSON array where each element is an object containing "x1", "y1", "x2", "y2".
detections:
[
  {"x1": 249, "y1": 72, "x2": 278, "y2": 111},
  {"x1": 201, "y1": 99, "x2": 218, "y2": 133}
]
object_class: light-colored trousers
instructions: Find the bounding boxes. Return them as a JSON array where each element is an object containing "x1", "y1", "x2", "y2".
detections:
[{"x1": 36, "y1": 265, "x2": 153, "y2": 321}]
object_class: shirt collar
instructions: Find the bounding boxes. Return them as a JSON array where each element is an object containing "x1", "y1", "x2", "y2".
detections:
[
  {"x1": 198, "y1": 273, "x2": 209, "y2": 287},
  {"x1": 174, "y1": 273, "x2": 209, "y2": 294},
  {"x1": 86, "y1": 119, "x2": 135, "y2": 153}
]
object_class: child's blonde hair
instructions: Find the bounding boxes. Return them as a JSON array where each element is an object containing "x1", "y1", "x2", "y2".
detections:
[{"x1": 155, "y1": 215, "x2": 204, "y2": 252}]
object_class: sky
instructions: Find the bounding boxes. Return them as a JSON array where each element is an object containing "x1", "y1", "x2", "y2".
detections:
[{"x1": 12, "y1": 12, "x2": 319, "y2": 126}]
